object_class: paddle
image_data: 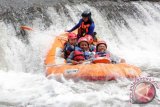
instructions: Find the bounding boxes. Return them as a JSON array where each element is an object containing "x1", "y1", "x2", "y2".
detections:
[{"x1": 20, "y1": 26, "x2": 33, "y2": 31}]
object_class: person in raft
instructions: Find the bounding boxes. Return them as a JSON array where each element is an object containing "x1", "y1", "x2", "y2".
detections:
[
  {"x1": 94, "y1": 40, "x2": 126, "y2": 64},
  {"x1": 66, "y1": 37, "x2": 95, "y2": 65},
  {"x1": 66, "y1": 10, "x2": 97, "y2": 41},
  {"x1": 61, "y1": 33, "x2": 77, "y2": 59},
  {"x1": 84, "y1": 34, "x2": 96, "y2": 52}
]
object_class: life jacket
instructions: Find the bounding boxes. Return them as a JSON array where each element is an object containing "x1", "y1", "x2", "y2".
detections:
[
  {"x1": 63, "y1": 42, "x2": 76, "y2": 59},
  {"x1": 73, "y1": 47, "x2": 91, "y2": 61},
  {"x1": 78, "y1": 21, "x2": 90, "y2": 37},
  {"x1": 95, "y1": 52, "x2": 110, "y2": 59},
  {"x1": 73, "y1": 50, "x2": 85, "y2": 61}
]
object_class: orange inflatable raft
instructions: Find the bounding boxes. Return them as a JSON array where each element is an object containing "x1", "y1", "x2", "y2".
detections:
[{"x1": 45, "y1": 33, "x2": 141, "y2": 81}]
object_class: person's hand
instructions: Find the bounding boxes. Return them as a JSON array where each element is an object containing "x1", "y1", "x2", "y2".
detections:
[
  {"x1": 120, "y1": 58, "x2": 126, "y2": 63},
  {"x1": 72, "y1": 61, "x2": 79, "y2": 65},
  {"x1": 64, "y1": 30, "x2": 70, "y2": 33},
  {"x1": 78, "y1": 61, "x2": 83, "y2": 64}
]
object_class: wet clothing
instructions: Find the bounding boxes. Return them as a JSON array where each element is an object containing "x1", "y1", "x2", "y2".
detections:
[
  {"x1": 67, "y1": 19, "x2": 95, "y2": 38},
  {"x1": 63, "y1": 42, "x2": 77, "y2": 59},
  {"x1": 95, "y1": 51, "x2": 121, "y2": 64},
  {"x1": 66, "y1": 47, "x2": 94, "y2": 63}
]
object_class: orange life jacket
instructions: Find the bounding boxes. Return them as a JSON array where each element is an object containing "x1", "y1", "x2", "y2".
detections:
[{"x1": 78, "y1": 22, "x2": 90, "y2": 37}]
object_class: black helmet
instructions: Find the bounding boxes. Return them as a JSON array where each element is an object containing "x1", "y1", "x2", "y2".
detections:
[{"x1": 81, "y1": 10, "x2": 91, "y2": 17}]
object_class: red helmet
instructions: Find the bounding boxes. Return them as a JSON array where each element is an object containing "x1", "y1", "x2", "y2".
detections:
[
  {"x1": 85, "y1": 34, "x2": 93, "y2": 44},
  {"x1": 96, "y1": 41, "x2": 107, "y2": 51},
  {"x1": 68, "y1": 33, "x2": 77, "y2": 39},
  {"x1": 78, "y1": 37, "x2": 89, "y2": 45}
]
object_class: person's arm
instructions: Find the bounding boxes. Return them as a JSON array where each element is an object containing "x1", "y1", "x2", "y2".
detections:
[
  {"x1": 87, "y1": 22, "x2": 95, "y2": 35},
  {"x1": 66, "y1": 51, "x2": 74, "y2": 63},
  {"x1": 109, "y1": 51, "x2": 125, "y2": 64},
  {"x1": 67, "y1": 19, "x2": 82, "y2": 32},
  {"x1": 110, "y1": 55, "x2": 121, "y2": 64}
]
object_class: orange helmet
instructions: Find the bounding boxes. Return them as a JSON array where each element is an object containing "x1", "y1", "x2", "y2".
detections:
[
  {"x1": 78, "y1": 37, "x2": 89, "y2": 45},
  {"x1": 85, "y1": 34, "x2": 93, "y2": 44},
  {"x1": 96, "y1": 40, "x2": 107, "y2": 51},
  {"x1": 68, "y1": 33, "x2": 77, "y2": 39}
]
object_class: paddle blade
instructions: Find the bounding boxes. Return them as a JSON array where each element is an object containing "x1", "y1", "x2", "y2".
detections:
[{"x1": 20, "y1": 26, "x2": 33, "y2": 31}]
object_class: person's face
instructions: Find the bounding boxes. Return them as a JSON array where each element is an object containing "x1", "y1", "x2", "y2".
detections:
[
  {"x1": 79, "y1": 41, "x2": 89, "y2": 51},
  {"x1": 97, "y1": 44, "x2": 107, "y2": 52},
  {"x1": 82, "y1": 17, "x2": 89, "y2": 22},
  {"x1": 69, "y1": 38, "x2": 77, "y2": 45}
]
